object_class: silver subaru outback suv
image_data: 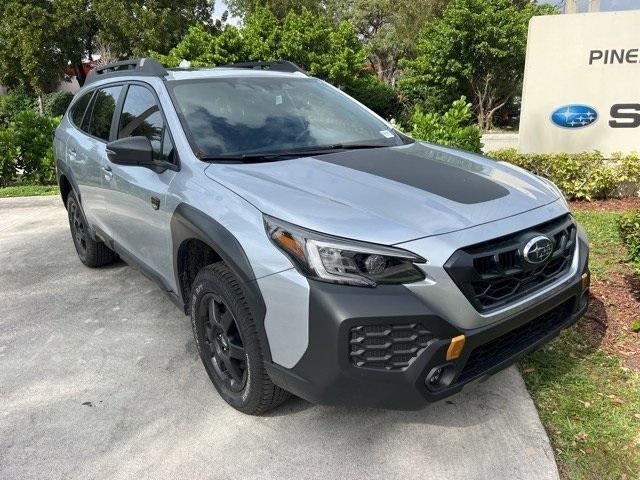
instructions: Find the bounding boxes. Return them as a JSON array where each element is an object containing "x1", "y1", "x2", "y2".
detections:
[{"x1": 54, "y1": 58, "x2": 590, "y2": 415}]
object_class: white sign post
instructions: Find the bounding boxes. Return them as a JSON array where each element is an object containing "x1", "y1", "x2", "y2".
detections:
[{"x1": 519, "y1": 11, "x2": 640, "y2": 156}]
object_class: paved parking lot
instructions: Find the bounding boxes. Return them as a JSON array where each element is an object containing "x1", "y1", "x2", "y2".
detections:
[{"x1": 0, "y1": 196, "x2": 559, "y2": 480}]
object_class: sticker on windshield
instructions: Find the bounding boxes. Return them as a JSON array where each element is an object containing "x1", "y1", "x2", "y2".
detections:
[
  {"x1": 380, "y1": 130, "x2": 394, "y2": 138},
  {"x1": 275, "y1": 95, "x2": 283, "y2": 105}
]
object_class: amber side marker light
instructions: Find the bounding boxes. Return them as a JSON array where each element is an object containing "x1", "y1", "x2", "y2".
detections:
[
  {"x1": 581, "y1": 271, "x2": 590, "y2": 290},
  {"x1": 446, "y1": 335, "x2": 466, "y2": 361}
]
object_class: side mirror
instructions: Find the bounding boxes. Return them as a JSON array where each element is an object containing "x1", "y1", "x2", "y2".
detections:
[{"x1": 106, "y1": 136, "x2": 153, "y2": 167}]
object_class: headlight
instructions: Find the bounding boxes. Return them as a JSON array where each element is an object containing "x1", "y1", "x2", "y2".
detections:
[{"x1": 264, "y1": 215, "x2": 427, "y2": 287}]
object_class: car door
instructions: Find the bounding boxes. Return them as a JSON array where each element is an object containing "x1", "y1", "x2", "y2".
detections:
[
  {"x1": 105, "y1": 83, "x2": 178, "y2": 287},
  {"x1": 68, "y1": 85, "x2": 123, "y2": 235}
]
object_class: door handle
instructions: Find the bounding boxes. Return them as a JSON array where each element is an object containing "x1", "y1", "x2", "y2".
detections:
[{"x1": 102, "y1": 165, "x2": 113, "y2": 180}]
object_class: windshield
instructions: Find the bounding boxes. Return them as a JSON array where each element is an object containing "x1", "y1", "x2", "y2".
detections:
[{"x1": 169, "y1": 77, "x2": 404, "y2": 157}]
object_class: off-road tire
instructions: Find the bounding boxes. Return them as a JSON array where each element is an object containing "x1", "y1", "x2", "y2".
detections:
[
  {"x1": 191, "y1": 262, "x2": 290, "y2": 415},
  {"x1": 66, "y1": 191, "x2": 117, "y2": 268}
]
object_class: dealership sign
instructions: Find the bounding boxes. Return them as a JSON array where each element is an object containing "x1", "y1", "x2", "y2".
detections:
[{"x1": 519, "y1": 11, "x2": 640, "y2": 155}]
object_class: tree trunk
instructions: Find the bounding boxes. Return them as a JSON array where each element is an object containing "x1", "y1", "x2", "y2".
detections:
[
  {"x1": 37, "y1": 95, "x2": 44, "y2": 115},
  {"x1": 75, "y1": 63, "x2": 87, "y2": 87}
]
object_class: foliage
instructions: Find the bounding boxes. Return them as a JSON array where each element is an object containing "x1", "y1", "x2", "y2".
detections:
[
  {"x1": 91, "y1": 0, "x2": 216, "y2": 58},
  {"x1": 0, "y1": 0, "x2": 217, "y2": 90},
  {"x1": 225, "y1": 0, "x2": 323, "y2": 19},
  {"x1": 489, "y1": 149, "x2": 640, "y2": 201},
  {"x1": 345, "y1": 75, "x2": 401, "y2": 119},
  {"x1": 0, "y1": 1, "x2": 68, "y2": 96},
  {"x1": 0, "y1": 111, "x2": 60, "y2": 186},
  {"x1": 43, "y1": 92, "x2": 74, "y2": 117},
  {"x1": 156, "y1": 8, "x2": 367, "y2": 88},
  {"x1": 327, "y1": 0, "x2": 447, "y2": 84},
  {"x1": 0, "y1": 87, "x2": 35, "y2": 125},
  {"x1": 618, "y1": 209, "x2": 640, "y2": 273},
  {"x1": 399, "y1": 0, "x2": 557, "y2": 130},
  {"x1": 408, "y1": 97, "x2": 482, "y2": 152}
]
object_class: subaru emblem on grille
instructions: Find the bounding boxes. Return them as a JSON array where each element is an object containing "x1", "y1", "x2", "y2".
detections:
[{"x1": 522, "y1": 235, "x2": 553, "y2": 264}]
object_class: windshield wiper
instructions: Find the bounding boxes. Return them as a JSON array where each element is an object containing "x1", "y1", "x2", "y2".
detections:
[{"x1": 199, "y1": 142, "x2": 392, "y2": 163}]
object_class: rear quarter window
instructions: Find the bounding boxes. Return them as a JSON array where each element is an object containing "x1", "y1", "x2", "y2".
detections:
[
  {"x1": 70, "y1": 91, "x2": 93, "y2": 128},
  {"x1": 87, "y1": 85, "x2": 123, "y2": 141}
]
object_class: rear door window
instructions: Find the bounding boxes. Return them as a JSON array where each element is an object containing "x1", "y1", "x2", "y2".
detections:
[{"x1": 87, "y1": 85, "x2": 122, "y2": 141}]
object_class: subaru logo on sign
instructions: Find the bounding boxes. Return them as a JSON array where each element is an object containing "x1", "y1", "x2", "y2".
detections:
[
  {"x1": 551, "y1": 105, "x2": 598, "y2": 129},
  {"x1": 523, "y1": 235, "x2": 553, "y2": 265}
]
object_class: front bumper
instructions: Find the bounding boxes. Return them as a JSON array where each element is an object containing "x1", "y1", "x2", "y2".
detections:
[{"x1": 266, "y1": 232, "x2": 589, "y2": 410}]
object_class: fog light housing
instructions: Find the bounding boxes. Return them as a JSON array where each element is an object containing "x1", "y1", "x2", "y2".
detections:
[
  {"x1": 425, "y1": 363, "x2": 455, "y2": 390},
  {"x1": 581, "y1": 271, "x2": 590, "y2": 291}
]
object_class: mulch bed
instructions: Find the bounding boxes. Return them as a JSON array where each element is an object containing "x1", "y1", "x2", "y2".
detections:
[
  {"x1": 570, "y1": 197, "x2": 640, "y2": 212},
  {"x1": 583, "y1": 274, "x2": 640, "y2": 371}
]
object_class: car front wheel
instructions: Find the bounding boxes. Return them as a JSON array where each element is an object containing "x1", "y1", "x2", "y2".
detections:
[{"x1": 190, "y1": 262, "x2": 290, "y2": 415}]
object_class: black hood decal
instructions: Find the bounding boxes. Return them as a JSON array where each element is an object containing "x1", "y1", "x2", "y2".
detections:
[{"x1": 316, "y1": 147, "x2": 509, "y2": 204}]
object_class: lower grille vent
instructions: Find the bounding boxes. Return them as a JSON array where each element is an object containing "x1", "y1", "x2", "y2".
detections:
[{"x1": 349, "y1": 323, "x2": 434, "y2": 371}]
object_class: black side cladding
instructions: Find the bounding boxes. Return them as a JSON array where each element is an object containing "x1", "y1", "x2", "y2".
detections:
[
  {"x1": 317, "y1": 148, "x2": 509, "y2": 204},
  {"x1": 170, "y1": 203, "x2": 271, "y2": 362}
]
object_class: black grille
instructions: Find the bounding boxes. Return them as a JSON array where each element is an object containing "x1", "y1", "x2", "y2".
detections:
[
  {"x1": 445, "y1": 214, "x2": 576, "y2": 312},
  {"x1": 349, "y1": 323, "x2": 434, "y2": 371},
  {"x1": 458, "y1": 299, "x2": 572, "y2": 383}
]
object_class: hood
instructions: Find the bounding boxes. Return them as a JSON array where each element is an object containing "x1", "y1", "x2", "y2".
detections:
[{"x1": 204, "y1": 142, "x2": 561, "y2": 245}]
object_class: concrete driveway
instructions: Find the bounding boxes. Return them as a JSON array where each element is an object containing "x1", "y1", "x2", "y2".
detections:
[{"x1": 0, "y1": 196, "x2": 559, "y2": 480}]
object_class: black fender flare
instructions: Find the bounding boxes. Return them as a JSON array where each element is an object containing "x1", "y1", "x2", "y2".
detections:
[
  {"x1": 170, "y1": 203, "x2": 271, "y2": 362},
  {"x1": 56, "y1": 158, "x2": 81, "y2": 205}
]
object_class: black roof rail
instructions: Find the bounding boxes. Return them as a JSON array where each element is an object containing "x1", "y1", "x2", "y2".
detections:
[
  {"x1": 221, "y1": 60, "x2": 306, "y2": 74},
  {"x1": 85, "y1": 58, "x2": 168, "y2": 85}
]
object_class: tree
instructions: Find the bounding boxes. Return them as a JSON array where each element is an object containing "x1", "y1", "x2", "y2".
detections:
[
  {"x1": 399, "y1": 0, "x2": 557, "y2": 130},
  {"x1": 156, "y1": 7, "x2": 367, "y2": 89},
  {"x1": 0, "y1": 1, "x2": 67, "y2": 110},
  {"x1": 224, "y1": 0, "x2": 323, "y2": 19},
  {"x1": 327, "y1": 0, "x2": 447, "y2": 84},
  {"x1": 92, "y1": 0, "x2": 216, "y2": 58},
  {"x1": 0, "y1": 0, "x2": 216, "y2": 91}
]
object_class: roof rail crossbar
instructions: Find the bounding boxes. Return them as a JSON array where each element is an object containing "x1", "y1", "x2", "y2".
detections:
[
  {"x1": 85, "y1": 58, "x2": 168, "y2": 85},
  {"x1": 222, "y1": 60, "x2": 306, "y2": 74}
]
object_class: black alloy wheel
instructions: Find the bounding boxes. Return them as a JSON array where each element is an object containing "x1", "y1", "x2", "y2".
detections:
[
  {"x1": 190, "y1": 263, "x2": 290, "y2": 414},
  {"x1": 201, "y1": 293, "x2": 248, "y2": 392},
  {"x1": 69, "y1": 199, "x2": 88, "y2": 259}
]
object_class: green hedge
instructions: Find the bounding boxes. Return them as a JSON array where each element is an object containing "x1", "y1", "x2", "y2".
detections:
[
  {"x1": 43, "y1": 91, "x2": 74, "y2": 117},
  {"x1": 408, "y1": 97, "x2": 483, "y2": 153},
  {"x1": 618, "y1": 209, "x2": 640, "y2": 273},
  {"x1": 0, "y1": 110, "x2": 60, "y2": 187},
  {"x1": 488, "y1": 149, "x2": 640, "y2": 200}
]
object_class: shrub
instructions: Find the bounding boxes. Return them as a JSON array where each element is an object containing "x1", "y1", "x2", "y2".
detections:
[
  {"x1": 43, "y1": 91, "x2": 74, "y2": 117},
  {"x1": 618, "y1": 209, "x2": 640, "y2": 273},
  {"x1": 409, "y1": 97, "x2": 482, "y2": 153},
  {"x1": 0, "y1": 110, "x2": 60, "y2": 186},
  {"x1": 345, "y1": 75, "x2": 402, "y2": 120},
  {"x1": 488, "y1": 149, "x2": 640, "y2": 201},
  {"x1": 0, "y1": 86, "x2": 35, "y2": 124}
]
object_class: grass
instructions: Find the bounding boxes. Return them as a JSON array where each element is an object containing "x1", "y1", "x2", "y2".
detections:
[
  {"x1": 520, "y1": 208, "x2": 640, "y2": 480},
  {"x1": 0, "y1": 184, "x2": 59, "y2": 198},
  {"x1": 572, "y1": 211, "x2": 628, "y2": 281}
]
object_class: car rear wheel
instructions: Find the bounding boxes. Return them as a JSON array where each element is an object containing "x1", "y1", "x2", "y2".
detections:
[
  {"x1": 66, "y1": 191, "x2": 117, "y2": 268},
  {"x1": 191, "y1": 262, "x2": 290, "y2": 415}
]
